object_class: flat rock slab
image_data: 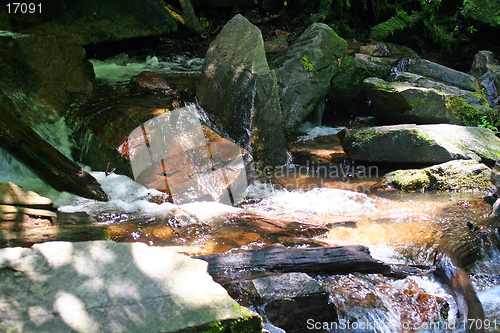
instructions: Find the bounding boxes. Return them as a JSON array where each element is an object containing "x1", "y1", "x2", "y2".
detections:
[
  {"x1": 339, "y1": 123, "x2": 500, "y2": 165},
  {"x1": 0, "y1": 241, "x2": 261, "y2": 333}
]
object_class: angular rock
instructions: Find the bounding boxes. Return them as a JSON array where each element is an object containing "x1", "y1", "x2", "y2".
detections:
[
  {"x1": 225, "y1": 273, "x2": 337, "y2": 333},
  {"x1": 197, "y1": 14, "x2": 287, "y2": 167},
  {"x1": 0, "y1": 32, "x2": 94, "y2": 125},
  {"x1": 0, "y1": 241, "x2": 262, "y2": 333},
  {"x1": 409, "y1": 59, "x2": 480, "y2": 92},
  {"x1": 271, "y1": 23, "x2": 347, "y2": 131},
  {"x1": 339, "y1": 124, "x2": 500, "y2": 165},
  {"x1": 377, "y1": 160, "x2": 494, "y2": 193},
  {"x1": 5, "y1": 0, "x2": 177, "y2": 45},
  {"x1": 364, "y1": 74, "x2": 495, "y2": 126},
  {"x1": 471, "y1": 51, "x2": 500, "y2": 110}
]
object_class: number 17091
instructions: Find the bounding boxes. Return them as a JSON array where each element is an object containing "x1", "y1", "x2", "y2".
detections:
[{"x1": 6, "y1": 3, "x2": 41, "y2": 13}]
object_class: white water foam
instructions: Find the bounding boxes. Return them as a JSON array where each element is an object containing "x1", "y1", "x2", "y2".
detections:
[
  {"x1": 295, "y1": 125, "x2": 346, "y2": 143},
  {"x1": 244, "y1": 183, "x2": 377, "y2": 216},
  {"x1": 478, "y1": 285, "x2": 500, "y2": 320},
  {"x1": 54, "y1": 172, "x2": 175, "y2": 220},
  {"x1": 90, "y1": 53, "x2": 204, "y2": 87}
]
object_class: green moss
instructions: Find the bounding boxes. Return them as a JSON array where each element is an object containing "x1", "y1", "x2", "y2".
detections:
[
  {"x1": 446, "y1": 95, "x2": 495, "y2": 127},
  {"x1": 463, "y1": 0, "x2": 500, "y2": 27},
  {"x1": 103, "y1": 228, "x2": 111, "y2": 241},
  {"x1": 299, "y1": 54, "x2": 315, "y2": 74},
  {"x1": 370, "y1": 10, "x2": 420, "y2": 41},
  {"x1": 385, "y1": 169, "x2": 432, "y2": 192}
]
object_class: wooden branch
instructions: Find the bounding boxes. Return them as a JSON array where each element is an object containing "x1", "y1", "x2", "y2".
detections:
[
  {"x1": 196, "y1": 244, "x2": 391, "y2": 282},
  {"x1": 0, "y1": 97, "x2": 108, "y2": 202}
]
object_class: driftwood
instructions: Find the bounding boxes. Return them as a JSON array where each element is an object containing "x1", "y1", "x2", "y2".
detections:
[
  {"x1": 196, "y1": 243, "x2": 391, "y2": 282},
  {"x1": 0, "y1": 99, "x2": 108, "y2": 202}
]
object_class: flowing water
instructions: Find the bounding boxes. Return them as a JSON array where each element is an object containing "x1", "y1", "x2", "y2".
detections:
[{"x1": 2, "y1": 49, "x2": 500, "y2": 332}]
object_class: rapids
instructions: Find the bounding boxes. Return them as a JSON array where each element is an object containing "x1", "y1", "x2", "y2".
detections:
[{"x1": 1, "y1": 51, "x2": 500, "y2": 332}]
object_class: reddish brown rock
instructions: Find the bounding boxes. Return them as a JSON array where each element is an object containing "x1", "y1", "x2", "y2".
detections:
[{"x1": 129, "y1": 71, "x2": 173, "y2": 94}]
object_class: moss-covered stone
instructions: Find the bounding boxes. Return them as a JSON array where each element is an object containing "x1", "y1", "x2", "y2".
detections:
[
  {"x1": 340, "y1": 124, "x2": 500, "y2": 165},
  {"x1": 379, "y1": 160, "x2": 494, "y2": 193},
  {"x1": 271, "y1": 22, "x2": 347, "y2": 131}
]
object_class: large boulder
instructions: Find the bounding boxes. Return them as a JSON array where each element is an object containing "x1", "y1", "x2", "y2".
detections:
[
  {"x1": 271, "y1": 23, "x2": 347, "y2": 131},
  {"x1": 0, "y1": 241, "x2": 262, "y2": 332},
  {"x1": 0, "y1": 32, "x2": 94, "y2": 125},
  {"x1": 364, "y1": 73, "x2": 495, "y2": 125},
  {"x1": 377, "y1": 160, "x2": 494, "y2": 193},
  {"x1": 339, "y1": 124, "x2": 500, "y2": 165},
  {"x1": 68, "y1": 101, "x2": 252, "y2": 205},
  {"x1": 3, "y1": 0, "x2": 177, "y2": 46},
  {"x1": 197, "y1": 14, "x2": 287, "y2": 167},
  {"x1": 471, "y1": 50, "x2": 500, "y2": 110}
]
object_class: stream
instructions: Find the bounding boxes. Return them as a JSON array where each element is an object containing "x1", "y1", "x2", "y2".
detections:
[{"x1": 1, "y1": 45, "x2": 500, "y2": 332}]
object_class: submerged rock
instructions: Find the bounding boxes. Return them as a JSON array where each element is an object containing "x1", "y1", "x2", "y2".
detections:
[
  {"x1": 364, "y1": 73, "x2": 495, "y2": 126},
  {"x1": 197, "y1": 14, "x2": 287, "y2": 167},
  {"x1": 339, "y1": 124, "x2": 500, "y2": 165},
  {"x1": 377, "y1": 160, "x2": 494, "y2": 193},
  {"x1": 271, "y1": 23, "x2": 347, "y2": 131},
  {"x1": 0, "y1": 241, "x2": 262, "y2": 332}
]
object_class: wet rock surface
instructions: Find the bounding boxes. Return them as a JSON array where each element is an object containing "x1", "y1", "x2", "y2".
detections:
[
  {"x1": 225, "y1": 272, "x2": 338, "y2": 333},
  {"x1": 197, "y1": 14, "x2": 287, "y2": 167},
  {"x1": 0, "y1": 241, "x2": 262, "y2": 333}
]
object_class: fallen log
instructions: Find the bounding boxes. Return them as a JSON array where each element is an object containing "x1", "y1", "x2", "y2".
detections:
[
  {"x1": 0, "y1": 97, "x2": 108, "y2": 202},
  {"x1": 196, "y1": 243, "x2": 391, "y2": 282}
]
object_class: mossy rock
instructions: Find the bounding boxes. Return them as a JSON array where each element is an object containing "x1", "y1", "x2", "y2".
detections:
[
  {"x1": 271, "y1": 23, "x2": 347, "y2": 131},
  {"x1": 340, "y1": 123, "x2": 500, "y2": 165},
  {"x1": 379, "y1": 160, "x2": 494, "y2": 193}
]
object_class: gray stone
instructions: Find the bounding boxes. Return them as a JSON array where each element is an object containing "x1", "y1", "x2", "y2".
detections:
[
  {"x1": 364, "y1": 75, "x2": 496, "y2": 126},
  {"x1": 378, "y1": 160, "x2": 494, "y2": 193},
  {"x1": 471, "y1": 51, "x2": 500, "y2": 110},
  {"x1": 225, "y1": 272, "x2": 337, "y2": 333},
  {"x1": 339, "y1": 123, "x2": 500, "y2": 165},
  {"x1": 271, "y1": 23, "x2": 347, "y2": 131},
  {"x1": 409, "y1": 59, "x2": 480, "y2": 92},
  {"x1": 0, "y1": 33, "x2": 94, "y2": 125},
  {"x1": 197, "y1": 14, "x2": 287, "y2": 167},
  {"x1": 4, "y1": 0, "x2": 177, "y2": 46},
  {"x1": 491, "y1": 160, "x2": 500, "y2": 194},
  {"x1": 0, "y1": 241, "x2": 262, "y2": 333}
]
